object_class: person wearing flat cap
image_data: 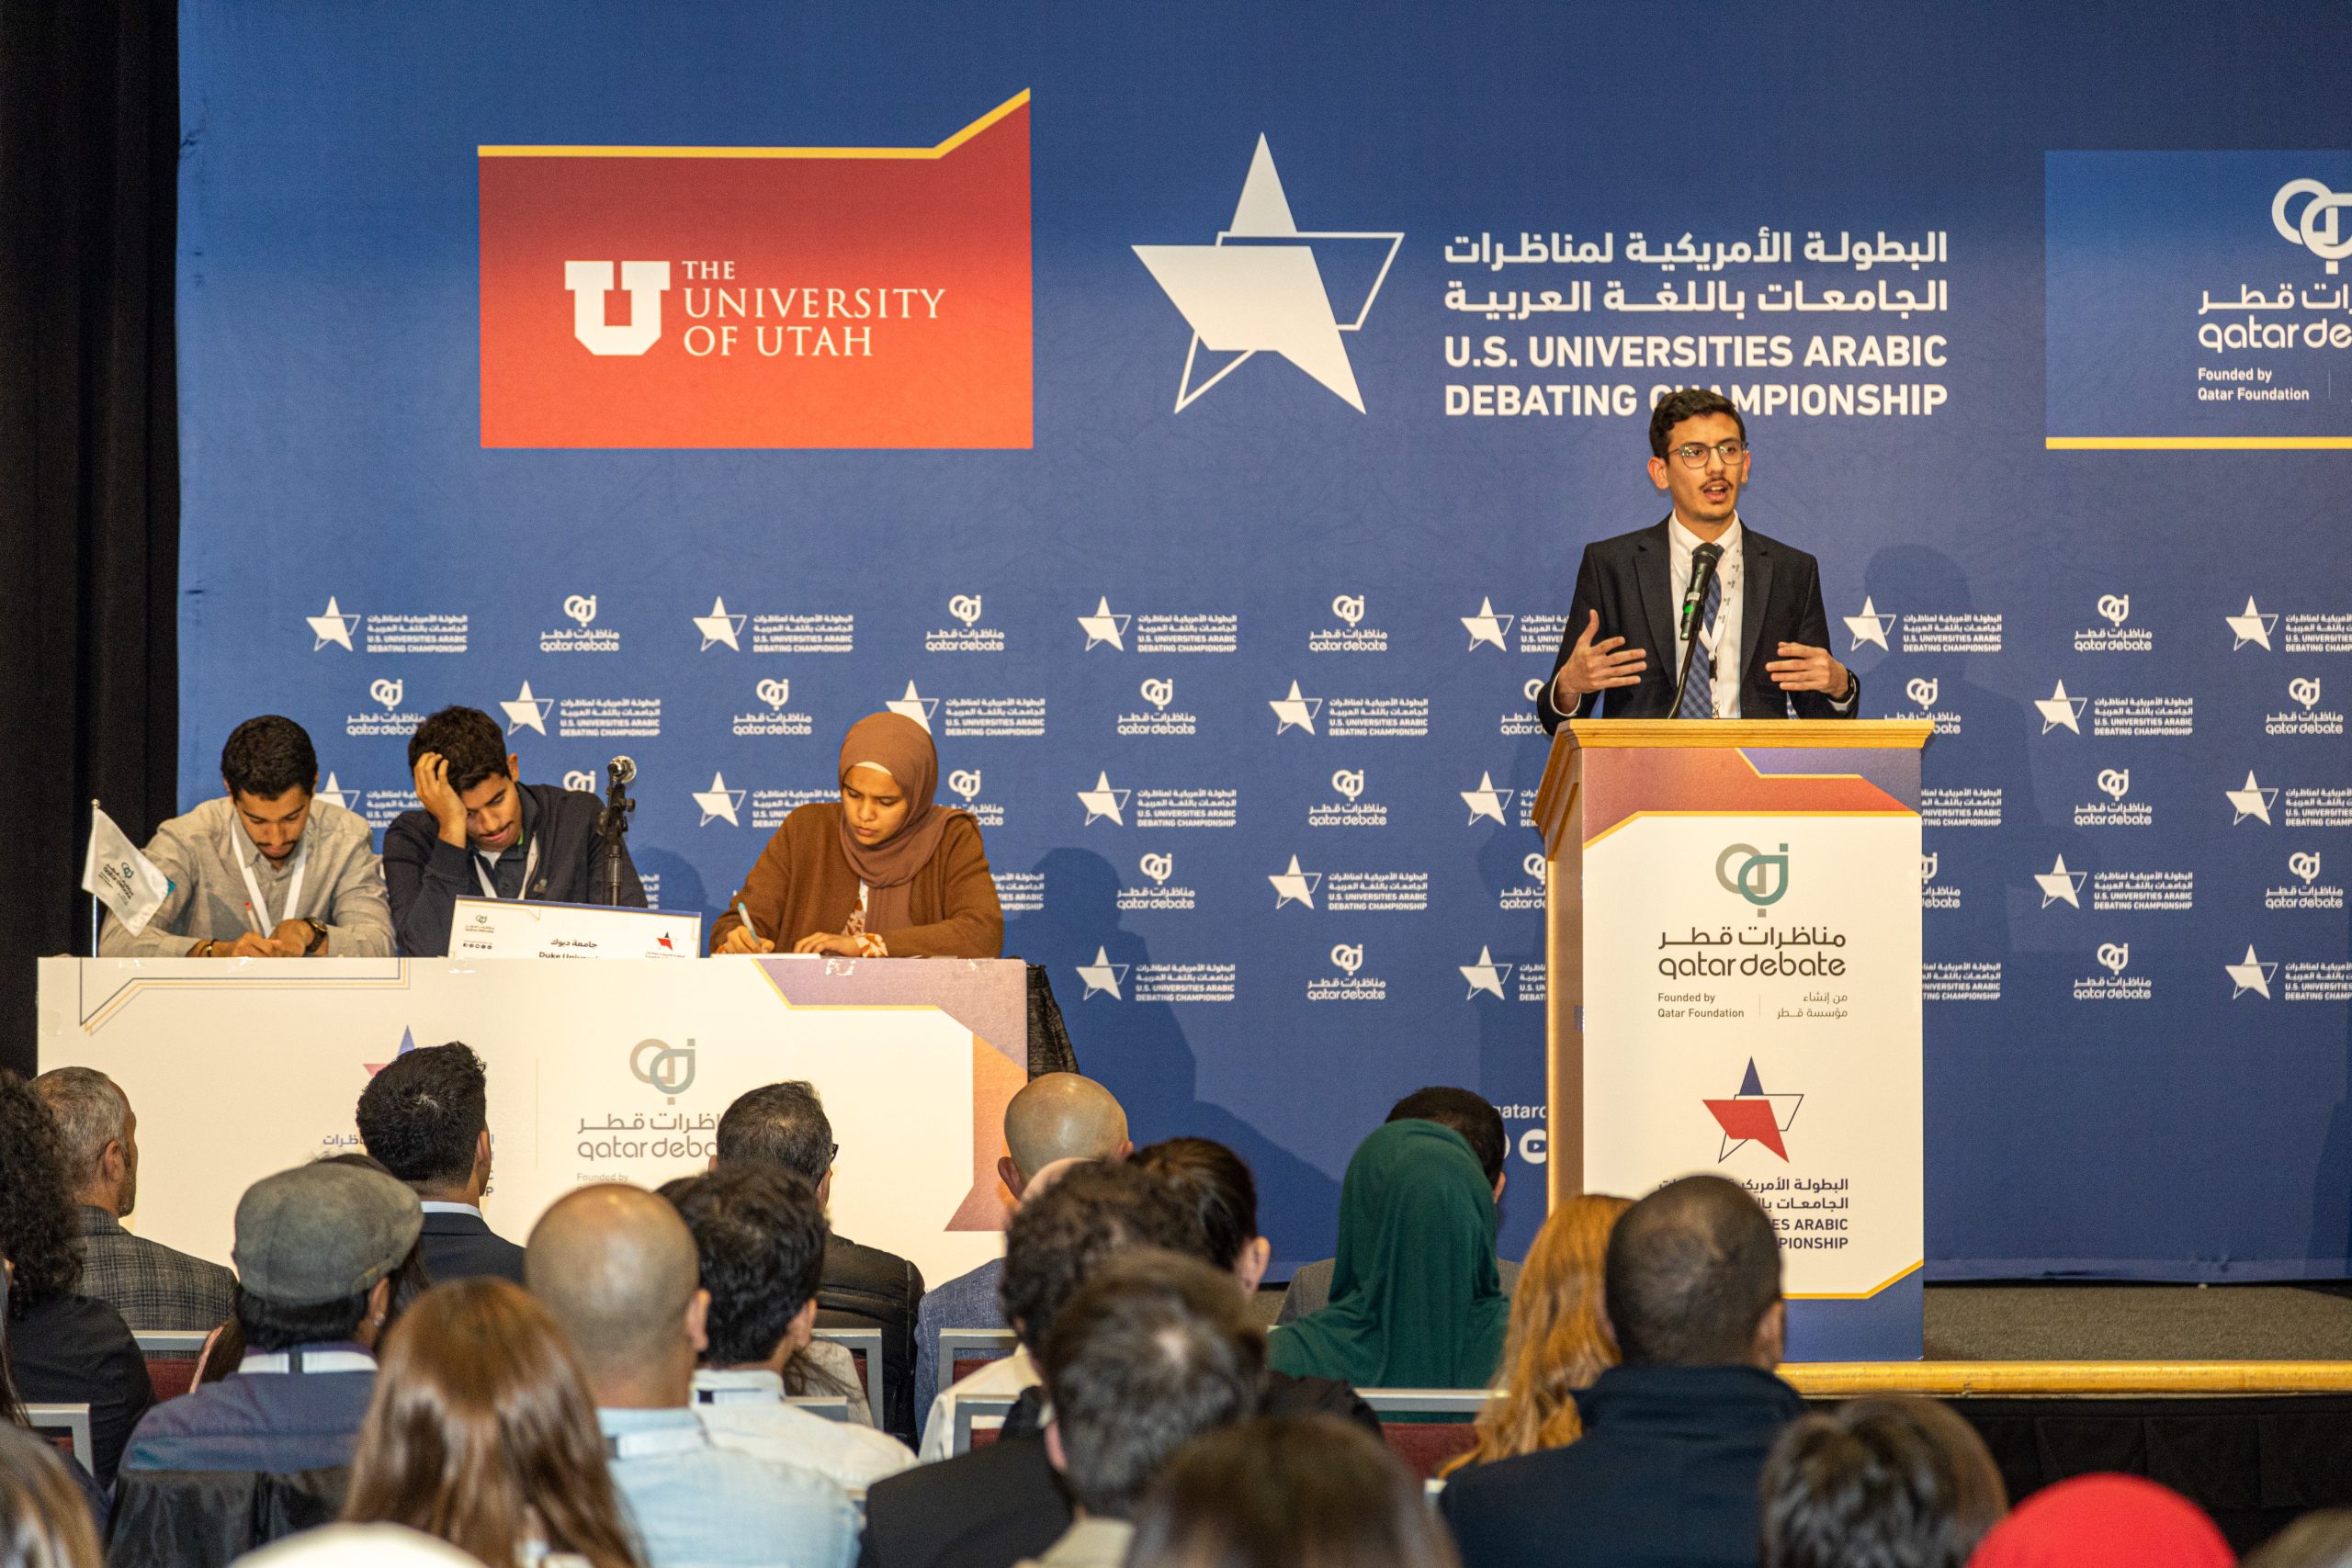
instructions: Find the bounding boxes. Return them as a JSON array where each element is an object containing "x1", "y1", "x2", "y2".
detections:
[
  {"x1": 121, "y1": 1161, "x2": 422, "y2": 1474},
  {"x1": 708, "y1": 711, "x2": 1003, "y2": 958}
]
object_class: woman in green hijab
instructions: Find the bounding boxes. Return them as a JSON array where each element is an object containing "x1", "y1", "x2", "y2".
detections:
[{"x1": 1269, "y1": 1119, "x2": 1510, "y2": 1389}]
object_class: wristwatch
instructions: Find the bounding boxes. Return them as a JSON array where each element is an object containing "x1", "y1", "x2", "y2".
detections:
[{"x1": 302, "y1": 918, "x2": 330, "y2": 955}]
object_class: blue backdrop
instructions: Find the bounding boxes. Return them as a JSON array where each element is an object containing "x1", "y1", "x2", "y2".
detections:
[{"x1": 178, "y1": 0, "x2": 2352, "y2": 1279}]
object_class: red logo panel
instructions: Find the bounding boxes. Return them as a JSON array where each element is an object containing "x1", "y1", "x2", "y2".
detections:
[{"x1": 479, "y1": 93, "x2": 1031, "y2": 449}]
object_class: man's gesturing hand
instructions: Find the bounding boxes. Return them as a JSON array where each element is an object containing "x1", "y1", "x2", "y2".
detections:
[
  {"x1": 1553, "y1": 610, "x2": 1647, "y2": 705},
  {"x1": 1767, "y1": 642, "x2": 1851, "y2": 694},
  {"x1": 413, "y1": 752, "x2": 469, "y2": 847}
]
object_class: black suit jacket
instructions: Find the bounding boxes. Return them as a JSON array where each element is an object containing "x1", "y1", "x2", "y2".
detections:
[
  {"x1": 384, "y1": 781, "x2": 647, "y2": 958},
  {"x1": 414, "y1": 1210, "x2": 526, "y2": 1287},
  {"x1": 1537, "y1": 519, "x2": 1858, "y2": 729},
  {"x1": 820, "y1": 1235, "x2": 925, "y2": 1443},
  {"x1": 1439, "y1": 1364, "x2": 1806, "y2": 1568}
]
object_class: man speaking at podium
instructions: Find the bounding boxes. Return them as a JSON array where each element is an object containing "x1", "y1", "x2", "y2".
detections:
[{"x1": 1538, "y1": 389, "x2": 1859, "y2": 729}]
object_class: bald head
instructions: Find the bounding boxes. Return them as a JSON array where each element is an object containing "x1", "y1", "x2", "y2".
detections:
[
  {"x1": 1604, "y1": 1174, "x2": 1783, "y2": 1368},
  {"x1": 526, "y1": 1184, "x2": 703, "y2": 1392},
  {"x1": 1004, "y1": 1074, "x2": 1129, "y2": 1183}
]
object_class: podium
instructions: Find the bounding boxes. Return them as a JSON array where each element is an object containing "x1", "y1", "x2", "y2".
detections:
[{"x1": 1532, "y1": 719, "x2": 1933, "y2": 1360}]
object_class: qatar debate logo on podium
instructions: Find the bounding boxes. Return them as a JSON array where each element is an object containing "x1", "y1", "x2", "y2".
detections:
[{"x1": 478, "y1": 93, "x2": 1032, "y2": 448}]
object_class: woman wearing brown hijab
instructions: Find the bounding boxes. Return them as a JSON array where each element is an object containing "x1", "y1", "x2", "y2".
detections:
[{"x1": 709, "y1": 712, "x2": 1004, "y2": 958}]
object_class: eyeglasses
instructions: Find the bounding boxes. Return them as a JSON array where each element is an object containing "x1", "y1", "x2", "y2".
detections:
[{"x1": 1670, "y1": 440, "x2": 1749, "y2": 468}]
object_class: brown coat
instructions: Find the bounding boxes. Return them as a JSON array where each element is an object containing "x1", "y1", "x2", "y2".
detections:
[{"x1": 708, "y1": 803, "x2": 1004, "y2": 958}]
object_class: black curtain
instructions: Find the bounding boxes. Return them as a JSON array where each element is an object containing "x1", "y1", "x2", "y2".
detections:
[{"x1": 0, "y1": 0, "x2": 180, "y2": 1076}]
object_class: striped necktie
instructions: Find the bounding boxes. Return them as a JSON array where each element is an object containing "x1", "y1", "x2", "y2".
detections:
[{"x1": 1677, "y1": 547, "x2": 1724, "y2": 719}]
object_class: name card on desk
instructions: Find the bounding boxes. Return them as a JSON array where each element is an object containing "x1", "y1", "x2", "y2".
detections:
[{"x1": 449, "y1": 897, "x2": 703, "y2": 960}]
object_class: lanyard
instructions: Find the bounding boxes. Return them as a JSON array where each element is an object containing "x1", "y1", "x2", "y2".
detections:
[
  {"x1": 473, "y1": 830, "x2": 540, "y2": 900},
  {"x1": 236, "y1": 841, "x2": 310, "y2": 934}
]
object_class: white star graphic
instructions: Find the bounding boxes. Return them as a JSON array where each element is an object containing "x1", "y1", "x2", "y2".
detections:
[
  {"x1": 501, "y1": 681, "x2": 553, "y2": 737},
  {"x1": 1843, "y1": 596, "x2": 1896, "y2": 651},
  {"x1": 2225, "y1": 945, "x2": 2276, "y2": 998},
  {"x1": 1460, "y1": 945, "x2": 1512, "y2": 999},
  {"x1": 1133, "y1": 135, "x2": 1402, "y2": 413},
  {"x1": 314, "y1": 772, "x2": 350, "y2": 812},
  {"x1": 1270, "y1": 681, "x2": 1322, "y2": 735},
  {"x1": 1461, "y1": 772, "x2": 1513, "y2": 826},
  {"x1": 886, "y1": 681, "x2": 938, "y2": 732},
  {"x1": 693, "y1": 772, "x2": 745, "y2": 828},
  {"x1": 1078, "y1": 773, "x2": 1130, "y2": 827},
  {"x1": 2034, "y1": 681, "x2": 2087, "y2": 735},
  {"x1": 2226, "y1": 771, "x2": 2277, "y2": 825},
  {"x1": 2226, "y1": 596, "x2": 2277, "y2": 651},
  {"x1": 2034, "y1": 855, "x2": 2086, "y2": 909},
  {"x1": 1268, "y1": 855, "x2": 1321, "y2": 909},
  {"x1": 1078, "y1": 597, "x2": 1130, "y2": 652},
  {"x1": 1076, "y1": 946, "x2": 1128, "y2": 1001},
  {"x1": 308, "y1": 596, "x2": 359, "y2": 652},
  {"x1": 1461, "y1": 598, "x2": 1513, "y2": 651},
  {"x1": 695, "y1": 596, "x2": 746, "y2": 652}
]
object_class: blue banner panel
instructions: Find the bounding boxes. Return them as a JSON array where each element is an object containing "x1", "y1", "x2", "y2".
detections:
[{"x1": 178, "y1": 1, "x2": 2352, "y2": 1286}]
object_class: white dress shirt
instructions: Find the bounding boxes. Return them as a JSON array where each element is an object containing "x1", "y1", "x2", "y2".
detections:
[{"x1": 1667, "y1": 513, "x2": 1746, "y2": 718}]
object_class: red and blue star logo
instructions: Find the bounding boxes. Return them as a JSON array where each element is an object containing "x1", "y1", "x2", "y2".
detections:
[
  {"x1": 363, "y1": 1026, "x2": 418, "y2": 1078},
  {"x1": 1703, "y1": 1058, "x2": 1804, "y2": 1163}
]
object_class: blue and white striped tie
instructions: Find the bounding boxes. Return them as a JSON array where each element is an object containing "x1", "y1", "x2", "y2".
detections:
[{"x1": 1677, "y1": 557, "x2": 1723, "y2": 719}]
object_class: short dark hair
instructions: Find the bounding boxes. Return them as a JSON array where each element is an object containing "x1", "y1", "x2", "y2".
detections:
[
  {"x1": 669, "y1": 1163, "x2": 830, "y2": 1366},
  {"x1": 1647, "y1": 387, "x2": 1747, "y2": 459},
  {"x1": 406, "y1": 706, "x2": 514, "y2": 795},
  {"x1": 1129, "y1": 1416, "x2": 1455, "y2": 1568},
  {"x1": 220, "y1": 716, "x2": 317, "y2": 801},
  {"x1": 1134, "y1": 1137, "x2": 1257, "y2": 1271},
  {"x1": 1762, "y1": 1397, "x2": 2009, "y2": 1568},
  {"x1": 1603, "y1": 1173, "x2": 1781, "y2": 1366},
  {"x1": 713, "y1": 1082, "x2": 833, "y2": 1184},
  {"x1": 1386, "y1": 1088, "x2": 1506, "y2": 1187},
  {"x1": 1042, "y1": 1250, "x2": 1262, "y2": 1520},
  {"x1": 234, "y1": 1280, "x2": 372, "y2": 1351},
  {"x1": 1000, "y1": 1160, "x2": 1204, "y2": 1355},
  {"x1": 356, "y1": 1043, "x2": 488, "y2": 1190}
]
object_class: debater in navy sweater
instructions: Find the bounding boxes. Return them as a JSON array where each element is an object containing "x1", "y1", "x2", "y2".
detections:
[{"x1": 381, "y1": 705, "x2": 644, "y2": 956}]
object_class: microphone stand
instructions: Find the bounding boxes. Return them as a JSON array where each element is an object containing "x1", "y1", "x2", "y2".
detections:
[
  {"x1": 594, "y1": 761, "x2": 635, "y2": 906},
  {"x1": 1669, "y1": 551, "x2": 1723, "y2": 719}
]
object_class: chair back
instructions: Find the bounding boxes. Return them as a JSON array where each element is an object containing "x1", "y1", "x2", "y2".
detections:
[
  {"x1": 22, "y1": 1403, "x2": 92, "y2": 1472},
  {"x1": 940, "y1": 1325, "x2": 1017, "y2": 1386},
  {"x1": 783, "y1": 1394, "x2": 853, "y2": 1424},
  {"x1": 1357, "y1": 1389, "x2": 1501, "y2": 1482},
  {"x1": 950, "y1": 1391, "x2": 1019, "y2": 1456},
  {"x1": 809, "y1": 1325, "x2": 884, "y2": 1427},
  {"x1": 135, "y1": 1330, "x2": 213, "y2": 1402}
]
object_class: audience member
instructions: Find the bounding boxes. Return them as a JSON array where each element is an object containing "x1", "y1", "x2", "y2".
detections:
[
  {"x1": 715, "y1": 1081, "x2": 925, "y2": 1441},
  {"x1": 1759, "y1": 1394, "x2": 2007, "y2": 1568},
  {"x1": 122, "y1": 1160, "x2": 420, "y2": 1474},
  {"x1": 356, "y1": 1043, "x2": 526, "y2": 1285},
  {"x1": 1442, "y1": 1192, "x2": 1631, "y2": 1476},
  {"x1": 1969, "y1": 1473, "x2": 2233, "y2": 1568},
  {"x1": 526, "y1": 1183, "x2": 855, "y2": 1568},
  {"x1": 1269, "y1": 1119, "x2": 1508, "y2": 1392},
  {"x1": 1440, "y1": 1173, "x2": 1804, "y2": 1568},
  {"x1": 235, "y1": 1524, "x2": 482, "y2": 1568},
  {"x1": 1127, "y1": 1415, "x2": 1462, "y2": 1568},
  {"x1": 31, "y1": 1067, "x2": 236, "y2": 1331},
  {"x1": 1015, "y1": 1251, "x2": 1263, "y2": 1568},
  {"x1": 1127, "y1": 1137, "x2": 1377, "y2": 1433},
  {"x1": 342, "y1": 1277, "x2": 640, "y2": 1568},
  {"x1": 859, "y1": 1161, "x2": 1202, "y2": 1568},
  {"x1": 913, "y1": 1073, "x2": 1129, "y2": 1416},
  {"x1": 1277, "y1": 1087, "x2": 1519, "y2": 1323},
  {"x1": 0, "y1": 1070, "x2": 152, "y2": 1486},
  {"x1": 3, "y1": 1264, "x2": 108, "y2": 1535},
  {"x1": 668, "y1": 1164, "x2": 917, "y2": 1491},
  {"x1": 0, "y1": 1421, "x2": 104, "y2": 1568},
  {"x1": 2247, "y1": 1510, "x2": 2352, "y2": 1568}
]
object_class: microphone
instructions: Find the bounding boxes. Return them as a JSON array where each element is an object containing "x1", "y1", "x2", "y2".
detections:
[
  {"x1": 1671, "y1": 543, "x2": 1724, "y2": 718},
  {"x1": 608, "y1": 756, "x2": 637, "y2": 787},
  {"x1": 594, "y1": 758, "x2": 637, "y2": 906}
]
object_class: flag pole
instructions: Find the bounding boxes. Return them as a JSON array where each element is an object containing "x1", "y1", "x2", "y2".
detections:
[{"x1": 88, "y1": 798, "x2": 101, "y2": 955}]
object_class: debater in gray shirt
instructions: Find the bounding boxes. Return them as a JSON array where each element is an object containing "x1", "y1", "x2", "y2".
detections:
[{"x1": 98, "y1": 715, "x2": 392, "y2": 959}]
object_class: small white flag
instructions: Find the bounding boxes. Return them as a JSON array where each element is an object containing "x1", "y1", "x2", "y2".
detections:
[{"x1": 82, "y1": 806, "x2": 172, "y2": 935}]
